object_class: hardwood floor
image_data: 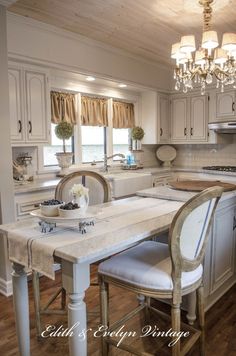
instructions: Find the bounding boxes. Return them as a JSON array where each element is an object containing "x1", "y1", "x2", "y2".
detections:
[{"x1": 0, "y1": 267, "x2": 236, "y2": 356}]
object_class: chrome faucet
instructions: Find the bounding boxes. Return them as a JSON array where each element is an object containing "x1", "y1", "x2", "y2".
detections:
[{"x1": 103, "y1": 153, "x2": 125, "y2": 172}]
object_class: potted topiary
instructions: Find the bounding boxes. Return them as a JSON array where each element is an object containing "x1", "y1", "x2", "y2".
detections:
[
  {"x1": 131, "y1": 126, "x2": 145, "y2": 150},
  {"x1": 55, "y1": 121, "x2": 74, "y2": 176}
]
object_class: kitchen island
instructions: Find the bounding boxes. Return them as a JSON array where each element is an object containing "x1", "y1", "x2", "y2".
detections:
[{"x1": 137, "y1": 185, "x2": 236, "y2": 311}]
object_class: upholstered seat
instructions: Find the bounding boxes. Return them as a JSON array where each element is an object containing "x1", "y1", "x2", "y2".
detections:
[{"x1": 99, "y1": 241, "x2": 203, "y2": 291}]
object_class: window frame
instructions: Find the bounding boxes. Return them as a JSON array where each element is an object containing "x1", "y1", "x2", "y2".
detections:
[{"x1": 38, "y1": 92, "x2": 139, "y2": 174}]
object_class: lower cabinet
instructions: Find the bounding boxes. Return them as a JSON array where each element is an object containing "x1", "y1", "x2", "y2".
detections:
[
  {"x1": 15, "y1": 189, "x2": 56, "y2": 220},
  {"x1": 204, "y1": 197, "x2": 236, "y2": 309}
]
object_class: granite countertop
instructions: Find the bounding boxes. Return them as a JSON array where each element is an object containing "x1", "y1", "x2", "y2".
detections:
[{"x1": 14, "y1": 178, "x2": 61, "y2": 194}]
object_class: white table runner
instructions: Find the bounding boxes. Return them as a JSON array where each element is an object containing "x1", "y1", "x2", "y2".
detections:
[{"x1": 2, "y1": 198, "x2": 183, "y2": 279}]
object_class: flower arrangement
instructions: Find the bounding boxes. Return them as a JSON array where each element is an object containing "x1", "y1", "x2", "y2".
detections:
[
  {"x1": 131, "y1": 126, "x2": 145, "y2": 141},
  {"x1": 70, "y1": 184, "x2": 89, "y2": 198},
  {"x1": 55, "y1": 121, "x2": 74, "y2": 153}
]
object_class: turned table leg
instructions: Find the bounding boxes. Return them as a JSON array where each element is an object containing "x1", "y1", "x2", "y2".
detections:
[
  {"x1": 12, "y1": 262, "x2": 30, "y2": 356},
  {"x1": 61, "y1": 260, "x2": 90, "y2": 356}
]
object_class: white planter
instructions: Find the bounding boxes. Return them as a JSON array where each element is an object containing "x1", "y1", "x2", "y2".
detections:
[
  {"x1": 55, "y1": 152, "x2": 73, "y2": 176},
  {"x1": 72, "y1": 195, "x2": 89, "y2": 212},
  {"x1": 132, "y1": 140, "x2": 142, "y2": 150}
]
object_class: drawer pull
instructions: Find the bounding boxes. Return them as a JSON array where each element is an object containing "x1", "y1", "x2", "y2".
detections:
[
  {"x1": 29, "y1": 121, "x2": 32, "y2": 134},
  {"x1": 18, "y1": 120, "x2": 22, "y2": 133}
]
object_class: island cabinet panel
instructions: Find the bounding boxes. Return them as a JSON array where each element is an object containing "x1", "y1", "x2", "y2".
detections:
[
  {"x1": 25, "y1": 71, "x2": 49, "y2": 142},
  {"x1": 204, "y1": 197, "x2": 236, "y2": 309},
  {"x1": 170, "y1": 97, "x2": 187, "y2": 142},
  {"x1": 8, "y1": 63, "x2": 51, "y2": 145},
  {"x1": 8, "y1": 67, "x2": 24, "y2": 142},
  {"x1": 216, "y1": 91, "x2": 236, "y2": 120}
]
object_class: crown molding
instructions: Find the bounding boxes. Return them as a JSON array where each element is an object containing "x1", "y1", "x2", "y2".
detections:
[
  {"x1": 7, "y1": 12, "x2": 172, "y2": 73},
  {"x1": 0, "y1": 1, "x2": 17, "y2": 7}
]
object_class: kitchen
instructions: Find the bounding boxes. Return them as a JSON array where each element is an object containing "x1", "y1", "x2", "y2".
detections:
[{"x1": 0, "y1": 0, "x2": 236, "y2": 355}]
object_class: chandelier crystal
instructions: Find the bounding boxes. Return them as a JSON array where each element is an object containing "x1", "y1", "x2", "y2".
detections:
[{"x1": 171, "y1": 0, "x2": 236, "y2": 95}]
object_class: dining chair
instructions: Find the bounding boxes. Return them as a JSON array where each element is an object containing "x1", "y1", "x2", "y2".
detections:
[
  {"x1": 33, "y1": 170, "x2": 111, "y2": 338},
  {"x1": 98, "y1": 186, "x2": 223, "y2": 356}
]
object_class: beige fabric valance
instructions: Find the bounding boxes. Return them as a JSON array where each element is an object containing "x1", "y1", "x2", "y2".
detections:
[
  {"x1": 113, "y1": 101, "x2": 135, "y2": 129},
  {"x1": 81, "y1": 96, "x2": 108, "y2": 126},
  {"x1": 51, "y1": 91, "x2": 77, "y2": 124}
]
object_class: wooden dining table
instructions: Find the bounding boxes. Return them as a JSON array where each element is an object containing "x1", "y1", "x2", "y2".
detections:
[{"x1": 1, "y1": 196, "x2": 190, "y2": 356}]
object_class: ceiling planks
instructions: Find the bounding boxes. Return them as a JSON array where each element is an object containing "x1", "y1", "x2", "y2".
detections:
[{"x1": 8, "y1": 0, "x2": 236, "y2": 67}]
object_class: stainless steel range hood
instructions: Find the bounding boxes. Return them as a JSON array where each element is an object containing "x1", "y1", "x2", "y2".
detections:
[{"x1": 208, "y1": 121, "x2": 236, "y2": 133}]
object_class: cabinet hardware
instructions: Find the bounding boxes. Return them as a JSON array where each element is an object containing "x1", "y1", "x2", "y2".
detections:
[
  {"x1": 184, "y1": 128, "x2": 187, "y2": 136},
  {"x1": 233, "y1": 216, "x2": 236, "y2": 231},
  {"x1": 190, "y1": 128, "x2": 193, "y2": 136},
  {"x1": 18, "y1": 120, "x2": 22, "y2": 133},
  {"x1": 208, "y1": 96, "x2": 210, "y2": 101},
  {"x1": 34, "y1": 204, "x2": 40, "y2": 208},
  {"x1": 160, "y1": 128, "x2": 163, "y2": 136},
  {"x1": 232, "y1": 102, "x2": 235, "y2": 112},
  {"x1": 29, "y1": 121, "x2": 32, "y2": 134}
]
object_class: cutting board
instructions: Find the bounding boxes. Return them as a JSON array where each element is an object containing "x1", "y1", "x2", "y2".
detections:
[{"x1": 169, "y1": 180, "x2": 236, "y2": 192}]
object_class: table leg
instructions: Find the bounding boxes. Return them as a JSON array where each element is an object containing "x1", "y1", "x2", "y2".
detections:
[
  {"x1": 61, "y1": 260, "x2": 90, "y2": 356},
  {"x1": 12, "y1": 263, "x2": 30, "y2": 356},
  {"x1": 187, "y1": 291, "x2": 197, "y2": 325}
]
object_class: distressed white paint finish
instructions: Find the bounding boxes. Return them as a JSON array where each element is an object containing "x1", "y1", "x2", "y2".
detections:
[
  {"x1": 0, "y1": 4, "x2": 15, "y2": 294},
  {"x1": 12, "y1": 263, "x2": 30, "y2": 356}
]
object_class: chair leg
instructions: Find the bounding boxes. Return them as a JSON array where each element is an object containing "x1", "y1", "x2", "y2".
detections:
[
  {"x1": 100, "y1": 277, "x2": 109, "y2": 356},
  {"x1": 32, "y1": 271, "x2": 42, "y2": 339},
  {"x1": 171, "y1": 303, "x2": 181, "y2": 356},
  {"x1": 61, "y1": 287, "x2": 66, "y2": 310},
  {"x1": 197, "y1": 283, "x2": 205, "y2": 356}
]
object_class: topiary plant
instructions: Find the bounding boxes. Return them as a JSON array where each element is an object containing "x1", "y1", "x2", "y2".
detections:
[
  {"x1": 131, "y1": 126, "x2": 145, "y2": 141},
  {"x1": 55, "y1": 121, "x2": 73, "y2": 153}
]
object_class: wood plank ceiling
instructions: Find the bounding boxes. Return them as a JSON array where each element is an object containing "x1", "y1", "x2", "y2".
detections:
[{"x1": 8, "y1": 0, "x2": 236, "y2": 67}]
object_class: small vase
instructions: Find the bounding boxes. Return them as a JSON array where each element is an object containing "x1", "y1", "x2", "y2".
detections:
[
  {"x1": 73, "y1": 194, "x2": 89, "y2": 212},
  {"x1": 132, "y1": 140, "x2": 142, "y2": 151}
]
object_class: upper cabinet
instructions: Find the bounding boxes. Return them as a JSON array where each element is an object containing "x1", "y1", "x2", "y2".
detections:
[
  {"x1": 170, "y1": 95, "x2": 208, "y2": 143},
  {"x1": 141, "y1": 91, "x2": 169, "y2": 145},
  {"x1": 8, "y1": 63, "x2": 51, "y2": 145},
  {"x1": 216, "y1": 91, "x2": 236, "y2": 120}
]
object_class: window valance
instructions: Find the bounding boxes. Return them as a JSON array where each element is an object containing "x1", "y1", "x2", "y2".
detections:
[
  {"x1": 81, "y1": 96, "x2": 108, "y2": 126},
  {"x1": 51, "y1": 91, "x2": 77, "y2": 124},
  {"x1": 113, "y1": 101, "x2": 135, "y2": 129}
]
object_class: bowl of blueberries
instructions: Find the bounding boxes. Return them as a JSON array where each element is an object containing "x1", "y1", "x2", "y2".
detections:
[
  {"x1": 59, "y1": 202, "x2": 81, "y2": 218},
  {"x1": 40, "y1": 199, "x2": 64, "y2": 217}
]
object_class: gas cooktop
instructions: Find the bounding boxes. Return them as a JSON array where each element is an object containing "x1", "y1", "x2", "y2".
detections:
[{"x1": 202, "y1": 166, "x2": 236, "y2": 172}]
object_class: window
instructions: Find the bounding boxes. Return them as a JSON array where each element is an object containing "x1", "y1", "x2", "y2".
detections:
[
  {"x1": 43, "y1": 123, "x2": 74, "y2": 166},
  {"x1": 113, "y1": 128, "x2": 130, "y2": 159},
  {"x1": 81, "y1": 126, "x2": 105, "y2": 163}
]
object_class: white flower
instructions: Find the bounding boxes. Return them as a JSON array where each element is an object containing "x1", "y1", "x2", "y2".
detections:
[{"x1": 70, "y1": 184, "x2": 89, "y2": 197}]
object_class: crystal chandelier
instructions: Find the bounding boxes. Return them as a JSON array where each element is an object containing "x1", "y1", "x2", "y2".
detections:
[{"x1": 171, "y1": 0, "x2": 236, "y2": 95}]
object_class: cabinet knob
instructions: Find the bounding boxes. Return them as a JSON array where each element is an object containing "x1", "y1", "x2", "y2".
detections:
[
  {"x1": 18, "y1": 120, "x2": 22, "y2": 133},
  {"x1": 190, "y1": 128, "x2": 193, "y2": 136},
  {"x1": 232, "y1": 102, "x2": 235, "y2": 112},
  {"x1": 184, "y1": 128, "x2": 187, "y2": 136},
  {"x1": 28, "y1": 121, "x2": 32, "y2": 134},
  {"x1": 160, "y1": 128, "x2": 163, "y2": 137}
]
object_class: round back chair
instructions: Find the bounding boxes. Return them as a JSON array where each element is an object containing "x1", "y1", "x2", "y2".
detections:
[{"x1": 55, "y1": 170, "x2": 111, "y2": 205}]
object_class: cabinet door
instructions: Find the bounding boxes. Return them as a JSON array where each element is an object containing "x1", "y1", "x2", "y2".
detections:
[
  {"x1": 216, "y1": 91, "x2": 236, "y2": 119},
  {"x1": 25, "y1": 70, "x2": 50, "y2": 143},
  {"x1": 159, "y1": 96, "x2": 169, "y2": 143},
  {"x1": 171, "y1": 98, "x2": 187, "y2": 142},
  {"x1": 8, "y1": 68, "x2": 24, "y2": 142},
  {"x1": 210, "y1": 202, "x2": 236, "y2": 293},
  {"x1": 190, "y1": 95, "x2": 207, "y2": 142}
]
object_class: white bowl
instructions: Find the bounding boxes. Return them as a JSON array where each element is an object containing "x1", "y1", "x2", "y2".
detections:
[
  {"x1": 40, "y1": 204, "x2": 62, "y2": 217},
  {"x1": 59, "y1": 207, "x2": 81, "y2": 218}
]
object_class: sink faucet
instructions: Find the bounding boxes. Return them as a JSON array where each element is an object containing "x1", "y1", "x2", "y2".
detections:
[{"x1": 103, "y1": 153, "x2": 125, "y2": 172}]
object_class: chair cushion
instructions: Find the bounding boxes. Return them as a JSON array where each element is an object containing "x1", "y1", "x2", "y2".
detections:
[{"x1": 98, "y1": 241, "x2": 203, "y2": 291}]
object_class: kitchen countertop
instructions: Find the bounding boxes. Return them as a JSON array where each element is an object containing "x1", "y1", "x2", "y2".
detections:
[
  {"x1": 14, "y1": 166, "x2": 236, "y2": 194},
  {"x1": 136, "y1": 185, "x2": 236, "y2": 202}
]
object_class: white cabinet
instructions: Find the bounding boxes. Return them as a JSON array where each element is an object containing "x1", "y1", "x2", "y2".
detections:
[
  {"x1": 216, "y1": 91, "x2": 236, "y2": 120},
  {"x1": 170, "y1": 97, "x2": 187, "y2": 142},
  {"x1": 142, "y1": 91, "x2": 169, "y2": 144},
  {"x1": 204, "y1": 197, "x2": 236, "y2": 309},
  {"x1": 8, "y1": 64, "x2": 51, "y2": 145},
  {"x1": 170, "y1": 95, "x2": 208, "y2": 143},
  {"x1": 159, "y1": 95, "x2": 169, "y2": 143},
  {"x1": 8, "y1": 67, "x2": 24, "y2": 142}
]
